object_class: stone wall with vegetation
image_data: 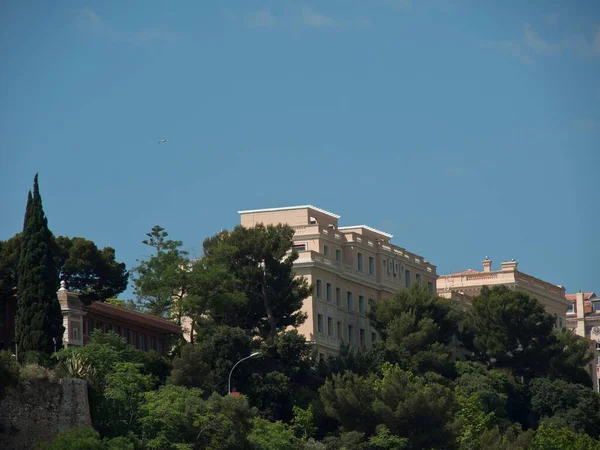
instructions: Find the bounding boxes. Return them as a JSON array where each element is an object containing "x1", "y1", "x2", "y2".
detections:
[{"x1": 0, "y1": 377, "x2": 91, "y2": 450}]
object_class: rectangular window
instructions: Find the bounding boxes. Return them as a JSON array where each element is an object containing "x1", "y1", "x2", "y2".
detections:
[
  {"x1": 359, "y1": 295, "x2": 365, "y2": 313},
  {"x1": 71, "y1": 328, "x2": 78, "y2": 340},
  {"x1": 327, "y1": 317, "x2": 333, "y2": 336},
  {"x1": 369, "y1": 257, "x2": 375, "y2": 275},
  {"x1": 335, "y1": 249, "x2": 342, "y2": 262},
  {"x1": 427, "y1": 281, "x2": 433, "y2": 294},
  {"x1": 567, "y1": 303, "x2": 575, "y2": 314},
  {"x1": 292, "y1": 243, "x2": 307, "y2": 251},
  {"x1": 337, "y1": 321, "x2": 342, "y2": 339},
  {"x1": 131, "y1": 331, "x2": 138, "y2": 348},
  {"x1": 86, "y1": 319, "x2": 93, "y2": 336},
  {"x1": 336, "y1": 287, "x2": 341, "y2": 306},
  {"x1": 348, "y1": 325, "x2": 354, "y2": 343},
  {"x1": 114, "y1": 325, "x2": 121, "y2": 335},
  {"x1": 388, "y1": 261, "x2": 392, "y2": 275},
  {"x1": 324, "y1": 245, "x2": 330, "y2": 256},
  {"x1": 372, "y1": 332, "x2": 377, "y2": 343},
  {"x1": 360, "y1": 328, "x2": 365, "y2": 346},
  {"x1": 416, "y1": 273, "x2": 421, "y2": 286},
  {"x1": 317, "y1": 314, "x2": 324, "y2": 333},
  {"x1": 326, "y1": 283, "x2": 332, "y2": 302},
  {"x1": 149, "y1": 336, "x2": 155, "y2": 351},
  {"x1": 157, "y1": 339, "x2": 163, "y2": 355},
  {"x1": 405, "y1": 270, "x2": 411, "y2": 288},
  {"x1": 140, "y1": 333, "x2": 146, "y2": 351},
  {"x1": 316, "y1": 280, "x2": 322, "y2": 298},
  {"x1": 593, "y1": 302, "x2": 600, "y2": 313},
  {"x1": 382, "y1": 260, "x2": 387, "y2": 275},
  {"x1": 357, "y1": 253, "x2": 364, "y2": 272},
  {"x1": 104, "y1": 324, "x2": 111, "y2": 333},
  {"x1": 123, "y1": 328, "x2": 130, "y2": 344},
  {"x1": 347, "y1": 292, "x2": 353, "y2": 311}
]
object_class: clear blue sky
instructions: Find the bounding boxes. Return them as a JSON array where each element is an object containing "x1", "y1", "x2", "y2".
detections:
[{"x1": 1, "y1": 0, "x2": 599, "y2": 299}]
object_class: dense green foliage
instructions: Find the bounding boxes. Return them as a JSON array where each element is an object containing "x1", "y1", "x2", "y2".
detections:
[
  {"x1": 0, "y1": 350, "x2": 20, "y2": 394},
  {"x1": 15, "y1": 222, "x2": 599, "y2": 449},
  {"x1": 1, "y1": 234, "x2": 128, "y2": 306},
  {"x1": 15, "y1": 174, "x2": 64, "y2": 354},
  {"x1": 53, "y1": 236, "x2": 128, "y2": 303}
]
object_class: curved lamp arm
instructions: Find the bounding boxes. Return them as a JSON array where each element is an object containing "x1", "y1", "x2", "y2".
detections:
[{"x1": 228, "y1": 352, "x2": 260, "y2": 395}]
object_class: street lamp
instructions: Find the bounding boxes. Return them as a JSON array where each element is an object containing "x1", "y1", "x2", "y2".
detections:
[{"x1": 228, "y1": 352, "x2": 260, "y2": 395}]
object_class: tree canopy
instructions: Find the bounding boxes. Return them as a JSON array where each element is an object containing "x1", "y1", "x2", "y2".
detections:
[{"x1": 15, "y1": 174, "x2": 64, "y2": 354}]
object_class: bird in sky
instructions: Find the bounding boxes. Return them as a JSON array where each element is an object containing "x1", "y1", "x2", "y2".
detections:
[{"x1": 158, "y1": 138, "x2": 168, "y2": 144}]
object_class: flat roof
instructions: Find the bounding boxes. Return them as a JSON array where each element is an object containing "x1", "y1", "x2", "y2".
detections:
[
  {"x1": 238, "y1": 205, "x2": 340, "y2": 219},
  {"x1": 338, "y1": 225, "x2": 393, "y2": 239}
]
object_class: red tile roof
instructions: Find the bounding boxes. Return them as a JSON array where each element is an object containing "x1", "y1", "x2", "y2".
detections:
[
  {"x1": 84, "y1": 302, "x2": 182, "y2": 334},
  {"x1": 446, "y1": 269, "x2": 479, "y2": 276},
  {"x1": 565, "y1": 292, "x2": 596, "y2": 301}
]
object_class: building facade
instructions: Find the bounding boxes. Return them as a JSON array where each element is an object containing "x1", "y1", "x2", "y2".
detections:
[
  {"x1": 566, "y1": 292, "x2": 600, "y2": 391},
  {"x1": 437, "y1": 257, "x2": 570, "y2": 328},
  {"x1": 238, "y1": 205, "x2": 438, "y2": 359},
  {"x1": 3, "y1": 281, "x2": 181, "y2": 356}
]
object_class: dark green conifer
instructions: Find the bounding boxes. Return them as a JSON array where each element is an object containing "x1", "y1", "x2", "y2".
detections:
[{"x1": 15, "y1": 174, "x2": 63, "y2": 354}]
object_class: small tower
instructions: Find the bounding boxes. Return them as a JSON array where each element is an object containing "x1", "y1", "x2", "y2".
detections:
[
  {"x1": 57, "y1": 281, "x2": 86, "y2": 348},
  {"x1": 482, "y1": 256, "x2": 492, "y2": 272}
]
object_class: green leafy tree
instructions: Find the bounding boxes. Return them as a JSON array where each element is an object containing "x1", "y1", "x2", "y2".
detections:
[
  {"x1": 168, "y1": 325, "x2": 252, "y2": 394},
  {"x1": 530, "y1": 377, "x2": 600, "y2": 439},
  {"x1": 477, "y1": 424, "x2": 534, "y2": 450},
  {"x1": 37, "y1": 426, "x2": 136, "y2": 450},
  {"x1": 202, "y1": 224, "x2": 311, "y2": 341},
  {"x1": 452, "y1": 388, "x2": 496, "y2": 450},
  {"x1": 54, "y1": 236, "x2": 128, "y2": 303},
  {"x1": 140, "y1": 386, "x2": 255, "y2": 450},
  {"x1": 183, "y1": 259, "x2": 246, "y2": 343},
  {"x1": 368, "y1": 425, "x2": 409, "y2": 450},
  {"x1": 455, "y1": 361, "x2": 522, "y2": 427},
  {"x1": 247, "y1": 330, "x2": 320, "y2": 421},
  {"x1": 320, "y1": 342, "x2": 386, "y2": 378},
  {"x1": 371, "y1": 363, "x2": 456, "y2": 450},
  {"x1": 319, "y1": 371, "x2": 378, "y2": 434},
  {"x1": 248, "y1": 417, "x2": 303, "y2": 450},
  {"x1": 15, "y1": 174, "x2": 64, "y2": 354},
  {"x1": 133, "y1": 225, "x2": 191, "y2": 320},
  {"x1": 529, "y1": 422, "x2": 600, "y2": 450},
  {"x1": 368, "y1": 286, "x2": 460, "y2": 377},
  {"x1": 103, "y1": 362, "x2": 155, "y2": 437},
  {"x1": 292, "y1": 405, "x2": 317, "y2": 440},
  {"x1": 140, "y1": 385, "x2": 205, "y2": 450},
  {"x1": 0, "y1": 233, "x2": 21, "y2": 302},
  {"x1": 467, "y1": 285, "x2": 557, "y2": 381},
  {"x1": 321, "y1": 431, "x2": 367, "y2": 450},
  {"x1": 547, "y1": 329, "x2": 594, "y2": 387}
]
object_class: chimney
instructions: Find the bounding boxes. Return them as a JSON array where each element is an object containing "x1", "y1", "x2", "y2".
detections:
[
  {"x1": 500, "y1": 259, "x2": 518, "y2": 271},
  {"x1": 482, "y1": 256, "x2": 492, "y2": 272},
  {"x1": 576, "y1": 292, "x2": 585, "y2": 320}
]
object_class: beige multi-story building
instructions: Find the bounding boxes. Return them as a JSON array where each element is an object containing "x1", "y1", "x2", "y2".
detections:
[
  {"x1": 238, "y1": 205, "x2": 438, "y2": 359},
  {"x1": 436, "y1": 257, "x2": 570, "y2": 328},
  {"x1": 566, "y1": 292, "x2": 600, "y2": 391}
]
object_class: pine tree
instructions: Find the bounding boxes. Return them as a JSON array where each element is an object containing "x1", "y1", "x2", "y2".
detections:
[{"x1": 15, "y1": 174, "x2": 64, "y2": 354}]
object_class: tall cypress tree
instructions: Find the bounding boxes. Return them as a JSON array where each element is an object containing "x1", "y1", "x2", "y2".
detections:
[{"x1": 15, "y1": 174, "x2": 64, "y2": 354}]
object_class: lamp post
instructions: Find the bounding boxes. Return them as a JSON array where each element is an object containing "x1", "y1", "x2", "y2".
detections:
[{"x1": 228, "y1": 352, "x2": 260, "y2": 395}]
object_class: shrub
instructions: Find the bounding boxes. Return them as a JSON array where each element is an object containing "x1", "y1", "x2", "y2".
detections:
[
  {"x1": 22, "y1": 350, "x2": 53, "y2": 367},
  {"x1": 0, "y1": 350, "x2": 20, "y2": 394},
  {"x1": 20, "y1": 363, "x2": 57, "y2": 382}
]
